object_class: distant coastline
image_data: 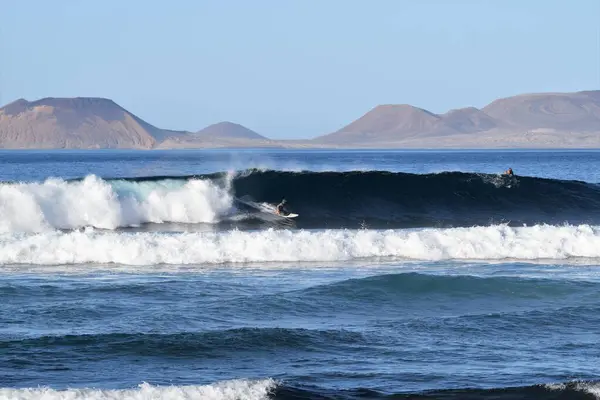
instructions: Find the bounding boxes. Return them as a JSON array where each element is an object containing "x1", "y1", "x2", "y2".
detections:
[{"x1": 1, "y1": 90, "x2": 599, "y2": 149}]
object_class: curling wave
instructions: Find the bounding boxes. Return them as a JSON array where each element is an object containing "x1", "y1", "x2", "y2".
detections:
[{"x1": 3, "y1": 170, "x2": 600, "y2": 232}]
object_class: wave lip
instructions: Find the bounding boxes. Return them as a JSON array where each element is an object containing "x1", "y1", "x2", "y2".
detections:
[{"x1": 1, "y1": 224, "x2": 600, "y2": 266}]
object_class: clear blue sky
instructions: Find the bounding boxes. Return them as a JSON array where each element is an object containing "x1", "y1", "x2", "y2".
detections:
[{"x1": 1, "y1": 0, "x2": 599, "y2": 139}]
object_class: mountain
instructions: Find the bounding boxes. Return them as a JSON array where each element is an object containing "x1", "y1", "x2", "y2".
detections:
[
  {"x1": 315, "y1": 90, "x2": 600, "y2": 147},
  {"x1": 437, "y1": 107, "x2": 499, "y2": 134},
  {"x1": 195, "y1": 122, "x2": 266, "y2": 140},
  {"x1": 0, "y1": 97, "x2": 276, "y2": 149},
  {"x1": 0, "y1": 97, "x2": 186, "y2": 149},
  {"x1": 156, "y1": 121, "x2": 276, "y2": 148},
  {"x1": 316, "y1": 105, "x2": 442, "y2": 143},
  {"x1": 2, "y1": 90, "x2": 600, "y2": 149},
  {"x1": 482, "y1": 91, "x2": 600, "y2": 131}
]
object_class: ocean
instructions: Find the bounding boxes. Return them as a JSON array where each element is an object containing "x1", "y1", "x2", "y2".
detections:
[{"x1": 1, "y1": 149, "x2": 599, "y2": 400}]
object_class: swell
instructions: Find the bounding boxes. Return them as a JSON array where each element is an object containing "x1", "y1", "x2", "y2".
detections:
[
  {"x1": 1, "y1": 328, "x2": 366, "y2": 358},
  {"x1": 97, "y1": 169, "x2": 600, "y2": 229},
  {"x1": 229, "y1": 170, "x2": 600, "y2": 228},
  {"x1": 224, "y1": 273, "x2": 600, "y2": 325},
  {"x1": 297, "y1": 272, "x2": 595, "y2": 299},
  {"x1": 105, "y1": 169, "x2": 600, "y2": 228},
  {"x1": 4, "y1": 274, "x2": 599, "y2": 337},
  {"x1": 3, "y1": 170, "x2": 600, "y2": 232}
]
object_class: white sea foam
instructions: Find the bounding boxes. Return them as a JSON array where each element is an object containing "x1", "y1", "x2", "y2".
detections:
[
  {"x1": 0, "y1": 379, "x2": 276, "y2": 400},
  {"x1": 0, "y1": 175, "x2": 233, "y2": 233},
  {"x1": 545, "y1": 381, "x2": 600, "y2": 399},
  {"x1": 1, "y1": 224, "x2": 600, "y2": 266}
]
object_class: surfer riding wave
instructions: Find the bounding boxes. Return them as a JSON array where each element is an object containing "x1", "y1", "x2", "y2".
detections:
[{"x1": 276, "y1": 199, "x2": 288, "y2": 216}]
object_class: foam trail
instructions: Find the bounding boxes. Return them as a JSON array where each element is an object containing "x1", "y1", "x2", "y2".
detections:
[
  {"x1": 0, "y1": 379, "x2": 276, "y2": 400},
  {"x1": 1, "y1": 225, "x2": 600, "y2": 266},
  {"x1": 546, "y1": 382, "x2": 600, "y2": 399},
  {"x1": 0, "y1": 175, "x2": 233, "y2": 233}
]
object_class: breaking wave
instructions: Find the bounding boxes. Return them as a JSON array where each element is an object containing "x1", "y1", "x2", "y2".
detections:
[
  {"x1": 0, "y1": 380, "x2": 276, "y2": 400},
  {"x1": 1, "y1": 224, "x2": 600, "y2": 266},
  {"x1": 1, "y1": 380, "x2": 599, "y2": 400},
  {"x1": 3, "y1": 170, "x2": 600, "y2": 232},
  {"x1": 229, "y1": 169, "x2": 600, "y2": 228},
  {"x1": 0, "y1": 175, "x2": 233, "y2": 232}
]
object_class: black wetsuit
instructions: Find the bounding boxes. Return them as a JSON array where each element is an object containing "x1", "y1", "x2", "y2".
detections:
[{"x1": 276, "y1": 203, "x2": 286, "y2": 215}]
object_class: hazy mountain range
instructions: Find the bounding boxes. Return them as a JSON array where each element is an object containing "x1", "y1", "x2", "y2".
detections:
[{"x1": 1, "y1": 90, "x2": 599, "y2": 149}]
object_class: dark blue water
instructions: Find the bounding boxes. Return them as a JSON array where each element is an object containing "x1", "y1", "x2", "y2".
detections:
[
  {"x1": 2, "y1": 148, "x2": 600, "y2": 182},
  {"x1": 1, "y1": 150, "x2": 599, "y2": 400}
]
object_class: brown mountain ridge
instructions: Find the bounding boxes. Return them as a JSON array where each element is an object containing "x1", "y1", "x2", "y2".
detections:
[
  {"x1": 317, "y1": 90, "x2": 600, "y2": 146},
  {"x1": 155, "y1": 122, "x2": 275, "y2": 149},
  {"x1": 0, "y1": 97, "x2": 187, "y2": 149},
  {"x1": 1, "y1": 90, "x2": 599, "y2": 149}
]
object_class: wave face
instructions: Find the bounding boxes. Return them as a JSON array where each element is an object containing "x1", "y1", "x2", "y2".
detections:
[
  {"x1": 3, "y1": 170, "x2": 600, "y2": 232},
  {"x1": 230, "y1": 170, "x2": 600, "y2": 228},
  {"x1": 276, "y1": 381, "x2": 600, "y2": 399},
  {"x1": 1, "y1": 224, "x2": 600, "y2": 265}
]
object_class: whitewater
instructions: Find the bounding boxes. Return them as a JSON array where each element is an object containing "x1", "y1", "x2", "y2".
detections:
[
  {"x1": 2, "y1": 149, "x2": 600, "y2": 400},
  {"x1": 0, "y1": 175, "x2": 233, "y2": 232},
  {"x1": 2, "y1": 224, "x2": 600, "y2": 266},
  {"x1": 2, "y1": 381, "x2": 599, "y2": 400}
]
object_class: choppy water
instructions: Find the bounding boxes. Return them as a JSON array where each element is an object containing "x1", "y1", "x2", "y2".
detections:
[{"x1": 1, "y1": 149, "x2": 600, "y2": 400}]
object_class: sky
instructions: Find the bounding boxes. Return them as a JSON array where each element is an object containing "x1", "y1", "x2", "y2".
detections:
[{"x1": 1, "y1": 0, "x2": 599, "y2": 139}]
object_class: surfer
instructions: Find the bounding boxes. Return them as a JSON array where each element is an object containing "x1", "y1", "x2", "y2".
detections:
[
  {"x1": 503, "y1": 167, "x2": 514, "y2": 176},
  {"x1": 276, "y1": 199, "x2": 288, "y2": 216}
]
